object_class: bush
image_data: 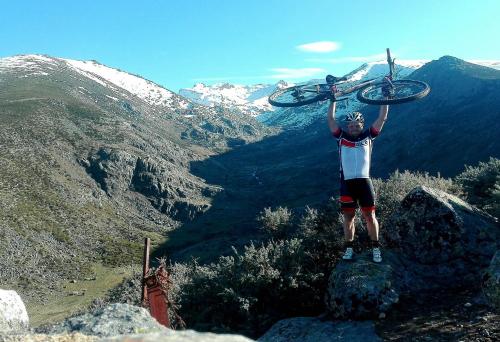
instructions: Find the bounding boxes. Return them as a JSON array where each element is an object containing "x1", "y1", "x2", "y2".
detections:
[
  {"x1": 455, "y1": 157, "x2": 500, "y2": 217},
  {"x1": 168, "y1": 238, "x2": 327, "y2": 337},
  {"x1": 257, "y1": 206, "x2": 293, "y2": 240}
]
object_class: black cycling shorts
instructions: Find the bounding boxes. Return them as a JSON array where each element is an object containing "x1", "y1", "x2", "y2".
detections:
[{"x1": 339, "y1": 177, "x2": 376, "y2": 213}]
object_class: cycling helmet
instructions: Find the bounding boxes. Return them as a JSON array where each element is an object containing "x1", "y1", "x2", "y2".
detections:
[{"x1": 345, "y1": 112, "x2": 364, "y2": 124}]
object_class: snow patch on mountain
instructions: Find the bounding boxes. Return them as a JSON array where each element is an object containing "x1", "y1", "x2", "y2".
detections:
[
  {"x1": 0, "y1": 54, "x2": 59, "y2": 77},
  {"x1": 63, "y1": 59, "x2": 176, "y2": 107},
  {"x1": 178, "y1": 81, "x2": 291, "y2": 116}
]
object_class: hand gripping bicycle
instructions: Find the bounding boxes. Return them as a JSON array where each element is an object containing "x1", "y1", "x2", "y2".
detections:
[{"x1": 268, "y1": 48, "x2": 430, "y2": 107}]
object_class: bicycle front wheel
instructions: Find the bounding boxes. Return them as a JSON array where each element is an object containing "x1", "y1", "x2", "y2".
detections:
[
  {"x1": 268, "y1": 84, "x2": 329, "y2": 107},
  {"x1": 356, "y1": 80, "x2": 430, "y2": 105}
]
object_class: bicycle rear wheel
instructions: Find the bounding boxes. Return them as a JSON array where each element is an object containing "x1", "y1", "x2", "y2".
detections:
[
  {"x1": 268, "y1": 84, "x2": 329, "y2": 107},
  {"x1": 356, "y1": 80, "x2": 430, "y2": 105}
]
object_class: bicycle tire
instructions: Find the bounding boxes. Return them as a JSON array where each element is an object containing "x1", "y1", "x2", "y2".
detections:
[
  {"x1": 356, "y1": 80, "x2": 430, "y2": 105},
  {"x1": 268, "y1": 84, "x2": 329, "y2": 107}
]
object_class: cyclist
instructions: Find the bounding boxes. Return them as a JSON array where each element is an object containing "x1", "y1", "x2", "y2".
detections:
[{"x1": 327, "y1": 85, "x2": 389, "y2": 263}]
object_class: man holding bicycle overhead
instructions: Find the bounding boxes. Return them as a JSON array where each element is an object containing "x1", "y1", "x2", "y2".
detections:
[{"x1": 327, "y1": 81, "x2": 389, "y2": 263}]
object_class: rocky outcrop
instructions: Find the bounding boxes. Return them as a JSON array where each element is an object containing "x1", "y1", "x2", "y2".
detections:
[
  {"x1": 324, "y1": 186, "x2": 499, "y2": 320},
  {"x1": 83, "y1": 148, "x2": 217, "y2": 221},
  {"x1": 384, "y1": 186, "x2": 498, "y2": 289},
  {"x1": 483, "y1": 251, "x2": 500, "y2": 309},
  {"x1": 0, "y1": 290, "x2": 29, "y2": 335},
  {"x1": 257, "y1": 317, "x2": 381, "y2": 342},
  {"x1": 28, "y1": 304, "x2": 253, "y2": 341},
  {"x1": 325, "y1": 253, "x2": 399, "y2": 319},
  {"x1": 43, "y1": 304, "x2": 166, "y2": 337},
  {"x1": 83, "y1": 148, "x2": 136, "y2": 195},
  {"x1": 102, "y1": 330, "x2": 254, "y2": 341}
]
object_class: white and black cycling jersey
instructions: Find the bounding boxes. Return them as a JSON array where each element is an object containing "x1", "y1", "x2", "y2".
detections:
[{"x1": 332, "y1": 127, "x2": 380, "y2": 180}]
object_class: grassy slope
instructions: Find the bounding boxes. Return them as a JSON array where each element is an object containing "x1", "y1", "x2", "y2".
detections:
[{"x1": 25, "y1": 263, "x2": 138, "y2": 327}]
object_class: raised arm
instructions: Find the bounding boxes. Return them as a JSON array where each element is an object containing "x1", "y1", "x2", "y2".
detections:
[
  {"x1": 372, "y1": 104, "x2": 389, "y2": 133},
  {"x1": 327, "y1": 101, "x2": 340, "y2": 135}
]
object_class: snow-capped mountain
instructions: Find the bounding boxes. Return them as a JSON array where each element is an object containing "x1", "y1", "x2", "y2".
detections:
[
  {"x1": 179, "y1": 81, "x2": 291, "y2": 116},
  {"x1": 0, "y1": 54, "x2": 190, "y2": 109}
]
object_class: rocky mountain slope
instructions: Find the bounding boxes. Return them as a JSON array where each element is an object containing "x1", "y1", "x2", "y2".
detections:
[{"x1": 0, "y1": 55, "x2": 273, "y2": 305}]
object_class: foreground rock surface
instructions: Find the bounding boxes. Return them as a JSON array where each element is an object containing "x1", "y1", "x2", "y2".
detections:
[
  {"x1": 24, "y1": 303, "x2": 254, "y2": 341},
  {"x1": 43, "y1": 304, "x2": 166, "y2": 337},
  {"x1": 101, "y1": 331, "x2": 254, "y2": 341},
  {"x1": 0, "y1": 290, "x2": 29, "y2": 334},
  {"x1": 483, "y1": 251, "x2": 500, "y2": 309},
  {"x1": 325, "y1": 253, "x2": 398, "y2": 319},
  {"x1": 257, "y1": 317, "x2": 381, "y2": 342},
  {"x1": 1, "y1": 330, "x2": 254, "y2": 341}
]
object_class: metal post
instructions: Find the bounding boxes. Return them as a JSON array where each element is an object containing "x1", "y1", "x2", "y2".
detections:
[{"x1": 141, "y1": 237, "x2": 150, "y2": 305}]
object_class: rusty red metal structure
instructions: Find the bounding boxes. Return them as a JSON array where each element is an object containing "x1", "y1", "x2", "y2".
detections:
[{"x1": 141, "y1": 237, "x2": 170, "y2": 328}]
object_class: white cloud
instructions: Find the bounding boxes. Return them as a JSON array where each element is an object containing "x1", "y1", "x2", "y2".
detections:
[
  {"x1": 306, "y1": 53, "x2": 387, "y2": 64},
  {"x1": 269, "y1": 67, "x2": 325, "y2": 79},
  {"x1": 297, "y1": 41, "x2": 341, "y2": 53}
]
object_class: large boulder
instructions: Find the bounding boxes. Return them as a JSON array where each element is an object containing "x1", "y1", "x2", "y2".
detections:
[
  {"x1": 325, "y1": 252, "x2": 399, "y2": 319},
  {"x1": 0, "y1": 289, "x2": 29, "y2": 335},
  {"x1": 101, "y1": 330, "x2": 254, "y2": 341},
  {"x1": 43, "y1": 304, "x2": 167, "y2": 337},
  {"x1": 483, "y1": 251, "x2": 500, "y2": 309},
  {"x1": 257, "y1": 317, "x2": 381, "y2": 342},
  {"x1": 38, "y1": 304, "x2": 254, "y2": 341},
  {"x1": 384, "y1": 186, "x2": 498, "y2": 288}
]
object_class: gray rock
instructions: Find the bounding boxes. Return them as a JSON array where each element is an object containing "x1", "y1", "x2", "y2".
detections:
[
  {"x1": 325, "y1": 253, "x2": 399, "y2": 319},
  {"x1": 0, "y1": 289, "x2": 29, "y2": 335},
  {"x1": 483, "y1": 250, "x2": 500, "y2": 309},
  {"x1": 257, "y1": 317, "x2": 381, "y2": 342},
  {"x1": 85, "y1": 148, "x2": 214, "y2": 221},
  {"x1": 101, "y1": 330, "x2": 254, "y2": 341},
  {"x1": 384, "y1": 186, "x2": 499, "y2": 288},
  {"x1": 44, "y1": 303, "x2": 167, "y2": 337}
]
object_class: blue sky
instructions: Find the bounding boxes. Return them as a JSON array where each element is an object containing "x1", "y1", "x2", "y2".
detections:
[{"x1": 1, "y1": 0, "x2": 499, "y2": 91}]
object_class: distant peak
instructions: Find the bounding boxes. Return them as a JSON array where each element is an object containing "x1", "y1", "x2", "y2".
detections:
[{"x1": 437, "y1": 55, "x2": 464, "y2": 63}]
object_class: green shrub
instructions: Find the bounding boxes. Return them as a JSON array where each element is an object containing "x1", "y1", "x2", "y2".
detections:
[
  {"x1": 455, "y1": 157, "x2": 500, "y2": 217},
  {"x1": 169, "y1": 238, "x2": 326, "y2": 336},
  {"x1": 257, "y1": 206, "x2": 293, "y2": 240}
]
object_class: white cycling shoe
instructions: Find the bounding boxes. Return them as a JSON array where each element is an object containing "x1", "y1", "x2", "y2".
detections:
[
  {"x1": 342, "y1": 247, "x2": 354, "y2": 260},
  {"x1": 372, "y1": 247, "x2": 382, "y2": 263}
]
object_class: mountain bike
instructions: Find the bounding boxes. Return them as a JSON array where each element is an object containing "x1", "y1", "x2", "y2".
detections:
[{"x1": 268, "y1": 48, "x2": 430, "y2": 107}]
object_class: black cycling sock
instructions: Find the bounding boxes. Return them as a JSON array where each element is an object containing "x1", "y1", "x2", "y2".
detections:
[
  {"x1": 345, "y1": 240, "x2": 354, "y2": 248},
  {"x1": 371, "y1": 240, "x2": 380, "y2": 248}
]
